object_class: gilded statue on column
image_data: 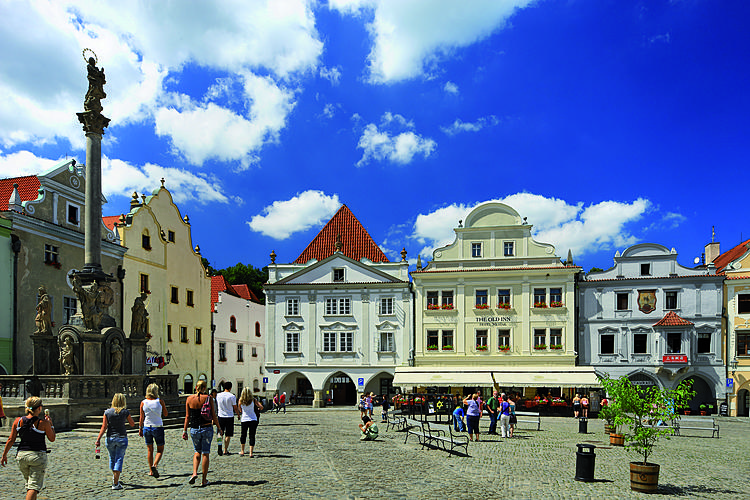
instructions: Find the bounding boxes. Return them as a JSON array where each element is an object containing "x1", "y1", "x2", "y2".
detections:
[{"x1": 34, "y1": 286, "x2": 52, "y2": 335}]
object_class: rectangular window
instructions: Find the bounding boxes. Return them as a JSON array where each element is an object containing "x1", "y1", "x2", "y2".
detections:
[
  {"x1": 237, "y1": 382, "x2": 243, "y2": 393},
  {"x1": 63, "y1": 296, "x2": 77, "y2": 324},
  {"x1": 186, "y1": 290, "x2": 194, "y2": 307},
  {"x1": 379, "y1": 297, "x2": 394, "y2": 315},
  {"x1": 168, "y1": 230, "x2": 175, "y2": 242},
  {"x1": 67, "y1": 203, "x2": 79, "y2": 225},
  {"x1": 252, "y1": 347, "x2": 258, "y2": 357},
  {"x1": 426, "y1": 291, "x2": 439, "y2": 309},
  {"x1": 167, "y1": 324, "x2": 172, "y2": 342},
  {"x1": 738, "y1": 294, "x2": 750, "y2": 314},
  {"x1": 503, "y1": 241, "x2": 514, "y2": 256},
  {"x1": 549, "y1": 288, "x2": 562, "y2": 304},
  {"x1": 180, "y1": 326, "x2": 188, "y2": 343},
  {"x1": 44, "y1": 244, "x2": 59, "y2": 264},
  {"x1": 667, "y1": 332, "x2": 682, "y2": 354},
  {"x1": 633, "y1": 333, "x2": 648, "y2": 354},
  {"x1": 498, "y1": 289, "x2": 511, "y2": 306},
  {"x1": 286, "y1": 332, "x2": 299, "y2": 352},
  {"x1": 475, "y1": 289, "x2": 488, "y2": 307},
  {"x1": 616, "y1": 293, "x2": 629, "y2": 311},
  {"x1": 171, "y1": 286, "x2": 179, "y2": 304},
  {"x1": 641, "y1": 263, "x2": 651, "y2": 276},
  {"x1": 237, "y1": 344, "x2": 244, "y2": 362},
  {"x1": 665, "y1": 291, "x2": 678, "y2": 310},
  {"x1": 340, "y1": 331, "x2": 353, "y2": 352},
  {"x1": 219, "y1": 342, "x2": 226, "y2": 361},
  {"x1": 142, "y1": 233, "x2": 151, "y2": 250},
  {"x1": 738, "y1": 333, "x2": 750, "y2": 355},
  {"x1": 380, "y1": 331, "x2": 394, "y2": 352},
  {"x1": 534, "y1": 329, "x2": 546, "y2": 348},
  {"x1": 550, "y1": 328, "x2": 562, "y2": 347},
  {"x1": 140, "y1": 274, "x2": 149, "y2": 294},
  {"x1": 475, "y1": 329, "x2": 488, "y2": 349},
  {"x1": 333, "y1": 268, "x2": 345, "y2": 282},
  {"x1": 442, "y1": 330, "x2": 454, "y2": 349},
  {"x1": 471, "y1": 242, "x2": 482, "y2": 258},
  {"x1": 195, "y1": 328, "x2": 202, "y2": 344},
  {"x1": 426, "y1": 330, "x2": 438, "y2": 349},
  {"x1": 534, "y1": 288, "x2": 546, "y2": 307},
  {"x1": 441, "y1": 291, "x2": 454, "y2": 307},
  {"x1": 697, "y1": 332, "x2": 711, "y2": 354},
  {"x1": 601, "y1": 334, "x2": 615, "y2": 354},
  {"x1": 323, "y1": 332, "x2": 337, "y2": 352},
  {"x1": 325, "y1": 297, "x2": 350, "y2": 315},
  {"x1": 286, "y1": 298, "x2": 299, "y2": 316},
  {"x1": 498, "y1": 329, "x2": 510, "y2": 348}
]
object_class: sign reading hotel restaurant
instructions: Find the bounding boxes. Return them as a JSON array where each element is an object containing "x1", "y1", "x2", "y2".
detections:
[
  {"x1": 475, "y1": 316, "x2": 512, "y2": 324},
  {"x1": 662, "y1": 354, "x2": 688, "y2": 363}
]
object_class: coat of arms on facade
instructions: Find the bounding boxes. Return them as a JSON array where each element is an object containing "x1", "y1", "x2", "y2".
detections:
[{"x1": 638, "y1": 290, "x2": 657, "y2": 313}]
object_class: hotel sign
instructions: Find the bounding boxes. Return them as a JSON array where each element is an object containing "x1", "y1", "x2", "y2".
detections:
[
  {"x1": 662, "y1": 355, "x2": 688, "y2": 364},
  {"x1": 475, "y1": 316, "x2": 512, "y2": 324}
]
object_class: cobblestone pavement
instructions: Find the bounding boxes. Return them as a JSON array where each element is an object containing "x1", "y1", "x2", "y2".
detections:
[{"x1": 1, "y1": 409, "x2": 748, "y2": 499}]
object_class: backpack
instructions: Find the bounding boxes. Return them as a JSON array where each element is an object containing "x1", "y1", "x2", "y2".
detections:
[{"x1": 200, "y1": 395, "x2": 213, "y2": 422}]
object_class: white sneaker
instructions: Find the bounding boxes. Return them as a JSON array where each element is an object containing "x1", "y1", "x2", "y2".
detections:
[{"x1": 112, "y1": 483, "x2": 123, "y2": 490}]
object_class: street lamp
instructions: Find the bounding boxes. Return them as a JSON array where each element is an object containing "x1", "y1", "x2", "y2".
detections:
[
  {"x1": 165, "y1": 350, "x2": 172, "y2": 365},
  {"x1": 730, "y1": 357, "x2": 738, "y2": 376}
]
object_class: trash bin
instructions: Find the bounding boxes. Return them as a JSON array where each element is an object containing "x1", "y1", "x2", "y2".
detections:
[
  {"x1": 578, "y1": 417, "x2": 588, "y2": 433},
  {"x1": 575, "y1": 443, "x2": 596, "y2": 482}
]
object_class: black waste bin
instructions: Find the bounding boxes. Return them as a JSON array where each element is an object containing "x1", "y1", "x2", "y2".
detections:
[
  {"x1": 578, "y1": 417, "x2": 588, "y2": 433},
  {"x1": 574, "y1": 443, "x2": 596, "y2": 482}
]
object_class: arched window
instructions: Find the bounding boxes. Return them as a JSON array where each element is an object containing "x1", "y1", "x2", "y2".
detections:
[
  {"x1": 142, "y1": 229, "x2": 152, "y2": 250},
  {"x1": 255, "y1": 321, "x2": 261, "y2": 337},
  {"x1": 183, "y1": 374, "x2": 193, "y2": 394},
  {"x1": 230, "y1": 316, "x2": 237, "y2": 333}
]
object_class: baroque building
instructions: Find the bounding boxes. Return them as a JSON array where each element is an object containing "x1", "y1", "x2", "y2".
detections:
[
  {"x1": 264, "y1": 205, "x2": 411, "y2": 407},
  {"x1": 397, "y1": 202, "x2": 596, "y2": 397},
  {"x1": 211, "y1": 275, "x2": 266, "y2": 395},
  {"x1": 579, "y1": 243, "x2": 724, "y2": 411},
  {"x1": 105, "y1": 181, "x2": 211, "y2": 393}
]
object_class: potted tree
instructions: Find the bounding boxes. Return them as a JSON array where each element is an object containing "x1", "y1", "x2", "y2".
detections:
[
  {"x1": 599, "y1": 374, "x2": 694, "y2": 493},
  {"x1": 598, "y1": 400, "x2": 616, "y2": 435}
]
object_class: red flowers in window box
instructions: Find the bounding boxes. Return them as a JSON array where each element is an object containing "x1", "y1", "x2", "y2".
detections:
[
  {"x1": 426, "y1": 345, "x2": 438, "y2": 350},
  {"x1": 427, "y1": 304, "x2": 440, "y2": 310},
  {"x1": 475, "y1": 345, "x2": 488, "y2": 351},
  {"x1": 475, "y1": 303, "x2": 490, "y2": 310},
  {"x1": 534, "y1": 302, "x2": 547, "y2": 308},
  {"x1": 499, "y1": 345, "x2": 510, "y2": 351},
  {"x1": 497, "y1": 303, "x2": 511, "y2": 310},
  {"x1": 441, "y1": 304, "x2": 454, "y2": 310},
  {"x1": 550, "y1": 301, "x2": 564, "y2": 308},
  {"x1": 44, "y1": 260, "x2": 62, "y2": 269},
  {"x1": 534, "y1": 344, "x2": 547, "y2": 350},
  {"x1": 550, "y1": 344, "x2": 563, "y2": 350}
]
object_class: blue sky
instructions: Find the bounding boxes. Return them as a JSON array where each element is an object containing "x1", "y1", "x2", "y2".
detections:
[{"x1": 1, "y1": 0, "x2": 748, "y2": 273}]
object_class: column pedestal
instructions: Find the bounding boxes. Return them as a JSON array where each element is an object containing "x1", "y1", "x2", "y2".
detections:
[
  {"x1": 312, "y1": 390, "x2": 325, "y2": 408},
  {"x1": 81, "y1": 332, "x2": 103, "y2": 376}
]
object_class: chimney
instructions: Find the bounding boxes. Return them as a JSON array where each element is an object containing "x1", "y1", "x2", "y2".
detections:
[{"x1": 704, "y1": 226, "x2": 720, "y2": 264}]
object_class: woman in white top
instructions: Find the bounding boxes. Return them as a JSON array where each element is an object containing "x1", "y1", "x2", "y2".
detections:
[
  {"x1": 237, "y1": 387, "x2": 263, "y2": 457},
  {"x1": 139, "y1": 383, "x2": 168, "y2": 477}
]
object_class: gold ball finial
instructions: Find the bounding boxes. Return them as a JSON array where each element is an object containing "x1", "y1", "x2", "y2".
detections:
[{"x1": 270, "y1": 250, "x2": 277, "y2": 264}]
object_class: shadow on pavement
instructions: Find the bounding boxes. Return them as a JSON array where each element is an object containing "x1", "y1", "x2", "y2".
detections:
[
  {"x1": 262, "y1": 423, "x2": 319, "y2": 427},
  {"x1": 658, "y1": 484, "x2": 740, "y2": 496}
]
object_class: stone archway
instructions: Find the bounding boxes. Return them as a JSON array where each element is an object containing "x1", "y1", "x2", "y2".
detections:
[
  {"x1": 683, "y1": 375, "x2": 715, "y2": 413},
  {"x1": 277, "y1": 371, "x2": 314, "y2": 406},
  {"x1": 738, "y1": 389, "x2": 749, "y2": 417},
  {"x1": 183, "y1": 374, "x2": 193, "y2": 394},
  {"x1": 325, "y1": 371, "x2": 357, "y2": 406}
]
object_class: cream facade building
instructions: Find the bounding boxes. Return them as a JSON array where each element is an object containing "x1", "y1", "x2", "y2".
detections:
[
  {"x1": 107, "y1": 182, "x2": 211, "y2": 393},
  {"x1": 397, "y1": 202, "x2": 597, "y2": 395}
]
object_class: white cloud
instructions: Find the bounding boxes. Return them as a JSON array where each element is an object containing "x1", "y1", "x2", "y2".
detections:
[
  {"x1": 320, "y1": 66, "x2": 342, "y2": 85},
  {"x1": 329, "y1": 0, "x2": 535, "y2": 83},
  {"x1": 247, "y1": 190, "x2": 341, "y2": 240},
  {"x1": 411, "y1": 194, "x2": 650, "y2": 258},
  {"x1": 322, "y1": 103, "x2": 336, "y2": 119},
  {"x1": 444, "y1": 81, "x2": 459, "y2": 94},
  {"x1": 441, "y1": 116, "x2": 499, "y2": 135},
  {"x1": 356, "y1": 113, "x2": 436, "y2": 167},
  {"x1": 0, "y1": 150, "x2": 62, "y2": 177}
]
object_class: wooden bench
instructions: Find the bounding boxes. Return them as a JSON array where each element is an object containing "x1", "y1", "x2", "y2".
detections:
[
  {"x1": 514, "y1": 411, "x2": 541, "y2": 431},
  {"x1": 386, "y1": 411, "x2": 406, "y2": 432},
  {"x1": 675, "y1": 416, "x2": 719, "y2": 438},
  {"x1": 426, "y1": 421, "x2": 469, "y2": 456},
  {"x1": 637, "y1": 417, "x2": 679, "y2": 435},
  {"x1": 404, "y1": 418, "x2": 433, "y2": 449}
]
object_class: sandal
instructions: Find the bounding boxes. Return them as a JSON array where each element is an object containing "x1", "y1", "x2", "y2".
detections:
[
  {"x1": 151, "y1": 467, "x2": 159, "y2": 478},
  {"x1": 188, "y1": 475, "x2": 198, "y2": 485},
  {"x1": 201, "y1": 480, "x2": 210, "y2": 487}
]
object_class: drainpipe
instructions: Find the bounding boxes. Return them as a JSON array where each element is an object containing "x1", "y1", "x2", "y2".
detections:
[
  {"x1": 409, "y1": 281, "x2": 415, "y2": 367},
  {"x1": 117, "y1": 265, "x2": 125, "y2": 329},
  {"x1": 723, "y1": 305, "x2": 729, "y2": 412},
  {"x1": 11, "y1": 235, "x2": 21, "y2": 374}
]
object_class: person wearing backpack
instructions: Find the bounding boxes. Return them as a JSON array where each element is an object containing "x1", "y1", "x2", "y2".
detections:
[{"x1": 182, "y1": 380, "x2": 222, "y2": 487}]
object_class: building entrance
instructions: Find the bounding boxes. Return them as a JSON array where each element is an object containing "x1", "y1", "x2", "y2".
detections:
[{"x1": 328, "y1": 374, "x2": 356, "y2": 405}]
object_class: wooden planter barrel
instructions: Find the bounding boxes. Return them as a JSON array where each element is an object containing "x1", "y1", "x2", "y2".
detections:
[
  {"x1": 604, "y1": 423, "x2": 615, "y2": 435},
  {"x1": 630, "y1": 462, "x2": 659, "y2": 493},
  {"x1": 610, "y1": 433, "x2": 625, "y2": 446}
]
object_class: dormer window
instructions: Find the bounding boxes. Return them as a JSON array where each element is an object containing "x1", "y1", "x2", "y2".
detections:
[
  {"x1": 333, "y1": 268, "x2": 345, "y2": 282},
  {"x1": 66, "y1": 202, "x2": 80, "y2": 226},
  {"x1": 168, "y1": 230, "x2": 175, "y2": 242},
  {"x1": 503, "y1": 241, "x2": 514, "y2": 257},
  {"x1": 142, "y1": 231, "x2": 152, "y2": 251},
  {"x1": 471, "y1": 243, "x2": 482, "y2": 258},
  {"x1": 640, "y1": 263, "x2": 651, "y2": 276}
]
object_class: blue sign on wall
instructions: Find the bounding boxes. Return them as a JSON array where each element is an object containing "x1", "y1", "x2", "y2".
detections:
[
  {"x1": 727, "y1": 378, "x2": 733, "y2": 388},
  {"x1": 263, "y1": 377, "x2": 269, "y2": 384},
  {"x1": 358, "y1": 378, "x2": 364, "y2": 387}
]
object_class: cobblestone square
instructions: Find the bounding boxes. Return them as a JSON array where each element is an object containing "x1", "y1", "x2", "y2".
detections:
[{"x1": 2, "y1": 409, "x2": 748, "y2": 499}]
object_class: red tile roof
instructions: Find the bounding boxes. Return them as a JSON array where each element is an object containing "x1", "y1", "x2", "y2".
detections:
[
  {"x1": 210, "y1": 275, "x2": 230, "y2": 312},
  {"x1": 295, "y1": 205, "x2": 388, "y2": 263},
  {"x1": 653, "y1": 311, "x2": 694, "y2": 327},
  {"x1": 413, "y1": 265, "x2": 581, "y2": 274},
  {"x1": 713, "y1": 239, "x2": 750, "y2": 274},
  {"x1": 0, "y1": 176, "x2": 40, "y2": 210},
  {"x1": 232, "y1": 284, "x2": 260, "y2": 302},
  {"x1": 102, "y1": 215, "x2": 121, "y2": 232}
]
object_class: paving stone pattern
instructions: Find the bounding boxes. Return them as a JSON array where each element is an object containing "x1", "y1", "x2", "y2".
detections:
[{"x1": 1, "y1": 409, "x2": 748, "y2": 499}]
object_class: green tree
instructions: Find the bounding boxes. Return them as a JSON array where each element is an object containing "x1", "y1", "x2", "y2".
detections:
[
  {"x1": 219, "y1": 262, "x2": 268, "y2": 304},
  {"x1": 589, "y1": 267, "x2": 604, "y2": 273}
]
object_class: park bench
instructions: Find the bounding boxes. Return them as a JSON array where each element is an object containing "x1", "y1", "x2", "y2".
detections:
[
  {"x1": 637, "y1": 416, "x2": 678, "y2": 435},
  {"x1": 675, "y1": 416, "x2": 719, "y2": 438},
  {"x1": 426, "y1": 421, "x2": 469, "y2": 456},
  {"x1": 404, "y1": 418, "x2": 433, "y2": 449},
  {"x1": 386, "y1": 411, "x2": 406, "y2": 432},
  {"x1": 514, "y1": 411, "x2": 541, "y2": 431}
]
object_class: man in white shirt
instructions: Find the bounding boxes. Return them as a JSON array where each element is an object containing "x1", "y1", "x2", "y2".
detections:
[{"x1": 216, "y1": 382, "x2": 239, "y2": 455}]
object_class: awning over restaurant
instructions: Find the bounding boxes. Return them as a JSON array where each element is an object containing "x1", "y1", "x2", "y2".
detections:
[{"x1": 393, "y1": 366, "x2": 599, "y2": 388}]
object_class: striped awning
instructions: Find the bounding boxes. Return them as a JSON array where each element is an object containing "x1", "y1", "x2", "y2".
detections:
[{"x1": 393, "y1": 366, "x2": 599, "y2": 388}]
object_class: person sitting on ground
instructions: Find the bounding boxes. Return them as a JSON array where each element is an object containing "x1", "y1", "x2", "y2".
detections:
[{"x1": 358, "y1": 415, "x2": 379, "y2": 441}]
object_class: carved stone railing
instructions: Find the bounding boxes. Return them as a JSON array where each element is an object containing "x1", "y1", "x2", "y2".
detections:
[{"x1": 0, "y1": 374, "x2": 179, "y2": 402}]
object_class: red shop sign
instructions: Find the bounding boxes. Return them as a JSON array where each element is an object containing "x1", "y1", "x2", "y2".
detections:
[
  {"x1": 273, "y1": 370, "x2": 281, "y2": 374},
  {"x1": 662, "y1": 355, "x2": 688, "y2": 364}
]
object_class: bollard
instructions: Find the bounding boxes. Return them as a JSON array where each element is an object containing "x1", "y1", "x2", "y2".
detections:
[
  {"x1": 574, "y1": 443, "x2": 596, "y2": 482},
  {"x1": 578, "y1": 417, "x2": 588, "y2": 433}
]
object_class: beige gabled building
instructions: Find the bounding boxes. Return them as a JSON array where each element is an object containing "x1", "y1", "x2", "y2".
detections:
[{"x1": 106, "y1": 181, "x2": 211, "y2": 393}]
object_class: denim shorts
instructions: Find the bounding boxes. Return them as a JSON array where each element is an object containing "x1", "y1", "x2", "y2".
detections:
[
  {"x1": 190, "y1": 426, "x2": 214, "y2": 454},
  {"x1": 106, "y1": 436, "x2": 128, "y2": 472},
  {"x1": 143, "y1": 426, "x2": 165, "y2": 446}
]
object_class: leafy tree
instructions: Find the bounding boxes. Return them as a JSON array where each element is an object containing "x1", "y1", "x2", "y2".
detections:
[
  {"x1": 201, "y1": 257, "x2": 217, "y2": 276},
  {"x1": 589, "y1": 267, "x2": 604, "y2": 273},
  {"x1": 220, "y1": 262, "x2": 268, "y2": 304}
]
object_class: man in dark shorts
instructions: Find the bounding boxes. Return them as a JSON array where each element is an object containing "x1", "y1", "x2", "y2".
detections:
[{"x1": 216, "y1": 382, "x2": 239, "y2": 455}]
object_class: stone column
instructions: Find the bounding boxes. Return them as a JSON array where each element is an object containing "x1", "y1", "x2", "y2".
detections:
[
  {"x1": 312, "y1": 389, "x2": 324, "y2": 408},
  {"x1": 83, "y1": 131, "x2": 103, "y2": 275}
]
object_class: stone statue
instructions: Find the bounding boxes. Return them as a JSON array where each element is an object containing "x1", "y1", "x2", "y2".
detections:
[
  {"x1": 130, "y1": 292, "x2": 149, "y2": 338},
  {"x1": 110, "y1": 338, "x2": 123, "y2": 374},
  {"x1": 34, "y1": 286, "x2": 52, "y2": 335},
  {"x1": 71, "y1": 275, "x2": 104, "y2": 331},
  {"x1": 84, "y1": 57, "x2": 106, "y2": 113},
  {"x1": 59, "y1": 336, "x2": 76, "y2": 375}
]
